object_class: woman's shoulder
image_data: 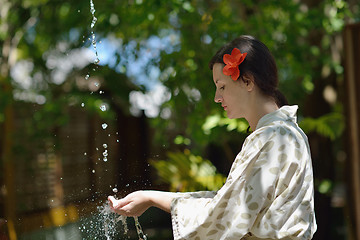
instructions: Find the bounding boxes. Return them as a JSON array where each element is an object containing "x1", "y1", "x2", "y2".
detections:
[{"x1": 248, "y1": 121, "x2": 307, "y2": 149}]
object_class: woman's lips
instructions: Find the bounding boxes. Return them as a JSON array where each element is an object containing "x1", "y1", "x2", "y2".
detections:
[{"x1": 222, "y1": 105, "x2": 227, "y2": 110}]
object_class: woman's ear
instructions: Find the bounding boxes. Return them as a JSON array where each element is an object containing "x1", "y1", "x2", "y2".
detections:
[{"x1": 241, "y1": 73, "x2": 255, "y2": 91}]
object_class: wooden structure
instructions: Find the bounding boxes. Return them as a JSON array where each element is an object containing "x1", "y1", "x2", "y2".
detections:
[
  {"x1": 344, "y1": 22, "x2": 360, "y2": 240},
  {"x1": 1, "y1": 101, "x2": 150, "y2": 236}
]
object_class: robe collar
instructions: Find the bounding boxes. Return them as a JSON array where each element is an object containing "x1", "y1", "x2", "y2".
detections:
[{"x1": 255, "y1": 105, "x2": 298, "y2": 130}]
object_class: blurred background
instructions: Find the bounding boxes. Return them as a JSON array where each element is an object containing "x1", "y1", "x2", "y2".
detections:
[{"x1": 1, "y1": 0, "x2": 360, "y2": 239}]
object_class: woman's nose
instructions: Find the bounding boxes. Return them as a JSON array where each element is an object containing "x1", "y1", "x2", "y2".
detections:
[{"x1": 214, "y1": 92, "x2": 222, "y2": 103}]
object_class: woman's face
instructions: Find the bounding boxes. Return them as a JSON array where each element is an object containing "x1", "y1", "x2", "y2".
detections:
[{"x1": 212, "y1": 63, "x2": 249, "y2": 119}]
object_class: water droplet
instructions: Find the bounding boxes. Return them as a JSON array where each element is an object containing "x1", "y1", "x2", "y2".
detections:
[
  {"x1": 81, "y1": 102, "x2": 85, "y2": 107},
  {"x1": 94, "y1": 82, "x2": 99, "y2": 87},
  {"x1": 100, "y1": 104, "x2": 106, "y2": 111},
  {"x1": 84, "y1": 152, "x2": 87, "y2": 155},
  {"x1": 112, "y1": 188, "x2": 118, "y2": 193},
  {"x1": 99, "y1": 90, "x2": 104, "y2": 94},
  {"x1": 116, "y1": 139, "x2": 119, "y2": 142},
  {"x1": 103, "y1": 157, "x2": 108, "y2": 162},
  {"x1": 102, "y1": 123, "x2": 108, "y2": 129},
  {"x1": 85, "y1": 74, "x2": 90, "y2": 80},
  {"x1": 94, "y1": 58, "x2": 100, "y2": 64},
  {"x1": 103, "y1": 144, "x2": 107, "y2": 148},
  {"x1": 78, "y1": 9, "x2": 80, "y2": 12},
  {"x1": 125, "y1": 184, "x2": 129, "y2": 187},
  {"x1": 92, "y1": 169, "x2": 95, "y2": 173}
]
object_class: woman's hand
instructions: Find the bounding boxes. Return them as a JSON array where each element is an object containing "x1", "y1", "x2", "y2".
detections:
[
  {"x1": 108, "y1": 190, "x2": 174, "y2": 217},
  {"x1": 108, "y1": 191, "x2": 152, "y2": 217}
]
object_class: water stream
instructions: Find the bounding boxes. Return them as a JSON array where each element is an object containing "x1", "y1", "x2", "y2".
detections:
[
  {"x1": 134, "y1": 217, "x2": 148, "y2": 240},
  {"x1": 86, "y1": 1, "x2": 147, "y2": 239},
  {"x1": 89, "y1": 0, "x2": 100, "y2": 65}
]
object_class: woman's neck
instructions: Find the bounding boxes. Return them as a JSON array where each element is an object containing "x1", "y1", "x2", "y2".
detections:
[{"x1": 247, "y1": 99, "x2": 279, "y2": 131}]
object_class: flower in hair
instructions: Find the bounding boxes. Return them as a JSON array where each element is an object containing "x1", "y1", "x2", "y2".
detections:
[{"x1": 223, "y1": 48, "x2": 247, "y2": 81}]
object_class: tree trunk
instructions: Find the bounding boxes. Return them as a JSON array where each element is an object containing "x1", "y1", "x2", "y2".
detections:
[{"x1": 343, "y1": 22, "x2": 360, "y2": 240}]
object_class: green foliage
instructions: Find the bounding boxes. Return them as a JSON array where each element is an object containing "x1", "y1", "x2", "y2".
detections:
[
  {"x1": 146, "y1": 0, "x2": 358, "y2": 149},
  {"x1": 1, "y1": 0, "x2": 358, "y2": 149},
  {"x1": 0, "y1": 0, "x2": 358, "y2": 185},
  {"x1": 202, "y1": 113, "x2": 249, "y2": 135},
  {"x1": 150, "y1": 150, "x2": 226, "y2": 192},
  {"x1": 317, "y1": 178, "x2": 333, "y2": 195},
  {"x1": 299, "y1": 112, "x2": 345, "y2": 140}
]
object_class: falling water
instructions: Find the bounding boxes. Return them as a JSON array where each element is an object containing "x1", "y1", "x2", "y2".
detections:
[
  {"x1": 134, "y1": 217, "x2": 148, "y2": 240},
  {"x1": 89, "y1": 0, "x2": 100, "y2": 65},
  {"x1": 84, "y1": 1, "x2": 148, "y2": 239}
]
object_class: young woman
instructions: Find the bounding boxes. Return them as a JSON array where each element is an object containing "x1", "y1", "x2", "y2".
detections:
[{"x1": 108, "y1": 35, "x2": 317, "y2": 240}]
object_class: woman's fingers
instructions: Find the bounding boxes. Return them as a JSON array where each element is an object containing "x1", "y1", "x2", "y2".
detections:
[
  {"x1": 108, "y1": 196, "x2": 129, "y2": 208},
  {"x1": 108, "y1": 195, "x2": 134, "y2": 216},
  {"x1": 107, "y1": 191, "x2": 152, "y2": 217},
  {"x1": 108, "y1": 196, "x2": 117, "y2": 208}
]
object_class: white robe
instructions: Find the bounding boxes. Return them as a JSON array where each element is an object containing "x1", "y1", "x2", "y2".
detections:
[{"x1": 170, "y1": 105, "x2": 317, "y2": 240}]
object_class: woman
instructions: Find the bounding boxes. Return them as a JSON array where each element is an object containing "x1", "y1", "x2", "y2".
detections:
[{"x1": 108, "y1": 35, "x2": 317, "y2": 240}]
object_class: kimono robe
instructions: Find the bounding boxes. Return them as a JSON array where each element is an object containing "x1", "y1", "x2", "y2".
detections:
[{"x1": 170, "y1": 105, "x2": 317, "y2": 240}]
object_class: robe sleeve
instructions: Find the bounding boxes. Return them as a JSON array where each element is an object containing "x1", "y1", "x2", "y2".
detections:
[
  {"x1": 168, "y1": 191, "x2": 217, "y2": 199},
  {"x1": 170, "y1": 125, "x2": 316, "y2": 240}
]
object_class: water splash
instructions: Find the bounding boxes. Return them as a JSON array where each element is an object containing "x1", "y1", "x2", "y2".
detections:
[
  {"x1": 79, "y1": 203, "x2": 126, "y2": 239},
  {"x1": 80, "y1": 202, "x2": 148, "y2": 240},
  {"x1": 99, "y1": 204, "x2": 128, "y2": 239}
]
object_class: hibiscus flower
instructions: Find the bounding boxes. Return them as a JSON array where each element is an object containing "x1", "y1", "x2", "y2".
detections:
[{"x1": 222, "y1": 48, "x2": 247, "y2": 81}]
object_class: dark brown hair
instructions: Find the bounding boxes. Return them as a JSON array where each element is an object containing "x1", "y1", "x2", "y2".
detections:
[{"x1": 209, "y1": 35, "x2": 288, "y2": 107}]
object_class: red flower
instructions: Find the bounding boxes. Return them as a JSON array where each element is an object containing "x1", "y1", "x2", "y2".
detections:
[{"x1": 222, "y1": 48, "x2": 247, "y2": 81}]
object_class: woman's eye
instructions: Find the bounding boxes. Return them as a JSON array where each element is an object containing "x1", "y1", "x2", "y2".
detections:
[{"x1": 220, "y1": 86, "x2": 225, "y2": 90}]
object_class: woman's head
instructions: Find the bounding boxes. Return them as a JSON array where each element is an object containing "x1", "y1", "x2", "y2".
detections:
[{"x1": 209, "y1": 35, "x2": 288, "y2": 108}]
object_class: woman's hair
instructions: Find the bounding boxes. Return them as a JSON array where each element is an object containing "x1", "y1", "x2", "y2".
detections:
[{"x1": 209, "y1": 35, "x2": 288, "y2": 107}]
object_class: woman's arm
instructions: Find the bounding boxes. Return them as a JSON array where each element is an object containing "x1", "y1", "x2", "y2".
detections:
[{"x1": 108, "y1": 190, "x2": 174, "y2": 216}]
